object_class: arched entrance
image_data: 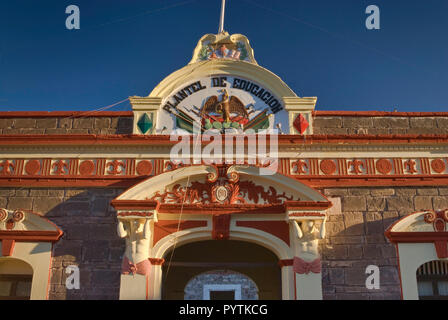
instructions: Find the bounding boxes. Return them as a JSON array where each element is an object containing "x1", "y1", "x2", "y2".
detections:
[
  {"x1": 162, "y1": 240, "x2": 281, "y2": 300},
  {"x1": 111, "y1": 164, "x2": 332, "y2": 300}
]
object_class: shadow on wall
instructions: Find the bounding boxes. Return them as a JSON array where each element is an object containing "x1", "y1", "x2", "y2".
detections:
[
  {"x1": 30, "y1": 188, "x2": 126, "y2": 300},
  {"x1": 318, "y1": 197, "x2": 403, "y2": 300}
]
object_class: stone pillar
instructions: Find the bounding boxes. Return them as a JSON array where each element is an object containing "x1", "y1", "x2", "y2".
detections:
[
  {"x1": 278, "y1": 260, "x2": 295, "y2": 300},
  {"x1": 148, "y1": 258, "x2": 165, "y2": 300}
]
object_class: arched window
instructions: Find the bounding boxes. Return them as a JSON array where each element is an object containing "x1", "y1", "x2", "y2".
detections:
[
  {"x1": 0, "y1": 258, "x2": 33, "y2": 300},
  {"x1": 417, "y1": 260, "x2": 448, "y2": 300}
]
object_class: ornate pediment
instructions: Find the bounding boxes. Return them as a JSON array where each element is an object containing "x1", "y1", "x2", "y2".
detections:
[
  {"x1": 0, "y1": 209, "x2": 62, "y2": 233},
  {"x1": 115, "y1": 164, "x2": 329, "y2": 205},
  {"x1": 388, "y1": 210, "x2": 448, "y2": 233}
]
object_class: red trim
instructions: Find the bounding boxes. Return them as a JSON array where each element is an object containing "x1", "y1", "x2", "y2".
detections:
[
  {"x1": 2, "y1": 175, "x2": 448, "y2": 189},
  {"x1": 386, "y1": 231, "x2": 448, "y2": 242},
  {"x1": 111, "y1": 200, "x2": 159, "y2": 211},
  {"x1": 1, "y1": 110, "x2": 446, "y2": 118},
  {"x1": 236, "y1": 221, "x2": 290, "y2": 245},
  {"x1": 288, "y1": 212, "x2": 326, "y2": 217},
  {"x1": 0, "y1": 134, "x2": 447, "y2": 146},
  {"x1": 278, "y1": 259, "x2": 294, "y2": 267},
  {"x1": 46, "y1": 244, "x2": 53, "y2": 300},
  {"x1": 0, "y1": 230, "x2": 63, "y2": 242},
  {"x1": 394, "y1": 243, "x2": 404, "y2": 300},
  {"x1": 212, "y1": 214, "x2": 231, "y2": 240},
  {"x1": 284, "y1": 201, "x2": 332, "y2": 211},
  {"x1": 158, "y1": 203, "x2": 287, "y2": 215},
  {"x1": 0, "y1": 111, "x2": 132, "y2": 118},
  {"x1": 153, "y1": 220, "x2": 208, "y2": 246},
  {"x1": 1, "y1": 239, "x2": 15, "y2": 256},
  {"x1": 313, "y1": 111, "x2": 448, "y2": 117},
  {"x1": 149, "y1": 258, "x2": 165, "y2": 265}
]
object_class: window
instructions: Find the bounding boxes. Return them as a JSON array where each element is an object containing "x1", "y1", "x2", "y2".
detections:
[
  {"x1": 209, "y1": 290, "x2": 235, "y2": 300},
  {"x1": 0, "y1": 275, "x2": 33, "y2": 300},
  {"x1": 203, "y1": 284, "x2": 242, "y2": 300},
  {"x1": 417, "y1": 260, "x2": 448, "y2": 300}
]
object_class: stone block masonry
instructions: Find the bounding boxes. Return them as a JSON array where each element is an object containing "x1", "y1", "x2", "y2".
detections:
[
  {"x1": 313, "y1": 113, "x2": 448, "y2": 135},
  {"x1": 320, "y1": 186, "x2": 448, "y2": 300},
  {"x1": 0, "y1": 114, "x2": 133, "y2": 135},
  {"x1": 0, "y1": 187, "x2": 126, "y2": 300}
]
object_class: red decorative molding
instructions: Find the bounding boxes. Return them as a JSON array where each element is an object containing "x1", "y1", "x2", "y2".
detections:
[
  {"x1": 0, "y1": 230, "x2": 63, "y2": 242},
  {"x1": 1, "y1": 239, "x2": 15, "y2": 256},
  {"x1": 313, "y1": 111, "x2": 448, "y2": 117},
  {"x1": 320, "y1": 160, "x2": 336, "y2": 175},
  {"x1": 0, "y1": 157, "x2": 448, "y2": 188},
  {"x1": 111, "y1": 200, "x2": 159, "y2": 211},
  {"x1": 385, "y1": 231, "x2": 448, "y2": 259},
  {"x1": 79, "y1": 160, "x2": 95, "y2": 175},
  {"x1": 376, "y1": 159, "x2": 392, "y2": 175},
  {"x1": 278, "y1": 259, "x2": 294, "y2": 267},
  {"x1": 117, "y1": 212, "x2": 155, "y2": 217},
  {"x1": 431, "y1": 159, "x2": 446, "y2": 174},
  {"x1": 148, "y1": 180, "x2": 297, "y2": 205},
  {"x1": 136, "y1": 160, "x2": 153, "y2": 176},
  {"x1": 284, "y1": 201, "x2": 332, "y2": 211},
  {"x1": 0, "y1": 111, "x2": 133, "y2": 118},
  {"x1": 1, "y1": 134, "x2": 448, "y2": 147},
  {"x1": 423, "y1": 210, "x2": 448, "y2": 232},
  {"x1": 236, "y1": 220, "x2": 290, "y2": 245},
  {"x1": 158, "y1": 203, "x2": 287, "y2": 215},
  {"x1": 149, "y1": 258, "x2": 165, "y2": 266},
  {"x1": 212, "y1": 214, "x2": 230, "y2": 240},
  {"x1": 153, "y1": 220, "x2": 208, "y2": 246},
  {"x1": 25, "y1": 160, "x2": 40, "y2": 175}
]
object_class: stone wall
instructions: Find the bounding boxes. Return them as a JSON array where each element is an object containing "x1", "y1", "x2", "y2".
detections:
[
  {"x1": 320, "y1": 186, "x2": 448, "y2": 300},
  {"x1": 0, "y1": 116, "x2": 133, "y2": 135},
  {"x1": 0, "y1": 187, "x2": 125, "y2": 300},
  {"x1": 1, "y1": 113, "x2": 448, "y2": 136},
  {"x1": 313, "y1": 116, "x2": 448, "y2": 135}
]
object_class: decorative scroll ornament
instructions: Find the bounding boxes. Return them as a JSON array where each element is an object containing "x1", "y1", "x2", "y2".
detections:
[
  {"x1": 424, "y1": 210, "x2": 448, "y2": 232},
  {"x1": 0, "y1": 209, "x2": 25, "y2": 230},
  {"x1": 148, "y1": 178, "x2": 295, "y2": 205}
]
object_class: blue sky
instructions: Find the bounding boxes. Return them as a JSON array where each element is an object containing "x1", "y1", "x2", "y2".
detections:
[{"x1": 0, "y1": 0, "x2": 447, "y2": 112}]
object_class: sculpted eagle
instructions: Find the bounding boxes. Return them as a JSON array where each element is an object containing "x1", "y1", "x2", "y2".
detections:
[{"x1": 200, "y1": 89, "x2": 248, "y2": 122}]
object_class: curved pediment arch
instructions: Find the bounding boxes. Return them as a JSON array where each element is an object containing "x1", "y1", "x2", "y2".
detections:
[{"x1": 114, "y1": 164, "x2": 329, "y2": 205}]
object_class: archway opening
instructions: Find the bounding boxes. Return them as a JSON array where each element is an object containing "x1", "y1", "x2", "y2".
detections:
[
  {"x1": 0, "y1": 258, "x2": 33, "y2": 300},
  {"x1": 416, "y1": 260, "x2": 448, "y2": 300},
  {"x1": 161, "y1": 240, "x2": 281, "y2": 300}
]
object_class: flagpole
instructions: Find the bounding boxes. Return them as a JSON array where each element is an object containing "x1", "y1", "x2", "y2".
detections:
[{"x1": 218, "y1": 0, "x2": 226, "y2": 33}]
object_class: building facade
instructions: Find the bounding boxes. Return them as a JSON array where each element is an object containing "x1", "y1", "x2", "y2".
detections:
[{"x1": 0, "y1": 31, "x2": 447, "y2": 300}]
